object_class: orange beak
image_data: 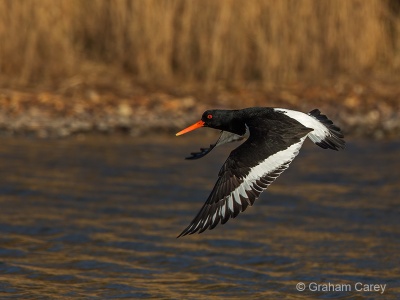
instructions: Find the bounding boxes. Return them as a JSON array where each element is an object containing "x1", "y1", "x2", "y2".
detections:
[{"x1": 176, "y1": 120, "x2": 205, "y2": 136}]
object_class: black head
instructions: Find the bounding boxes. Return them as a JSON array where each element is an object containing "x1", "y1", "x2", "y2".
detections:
[
  {"x1": 176, "y1": 109, "x2": 244, "y2": 136},
  {"x1": 201, "y1": 109, "x2": 246, "y2": 135},
  {"x1": 200, "y1": 110, "x2": 230, "y2": 129}
]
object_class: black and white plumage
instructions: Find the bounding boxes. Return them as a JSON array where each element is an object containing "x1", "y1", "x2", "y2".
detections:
[{"x1": 176, "y1": 107, "x2": 345, "y2": 237}]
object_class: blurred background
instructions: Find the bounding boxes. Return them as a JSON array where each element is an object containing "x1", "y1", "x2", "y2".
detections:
[
  {"x1": 1, "y1": 1, "x2": 400, "y2": 299},
  {"x1": 0, "y1": 0, "x2": 399, "y2": 138}
]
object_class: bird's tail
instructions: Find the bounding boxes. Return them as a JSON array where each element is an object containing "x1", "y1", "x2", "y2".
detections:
[{"x1": 307, "y1": 109, "x2": 345, "y2": 151}]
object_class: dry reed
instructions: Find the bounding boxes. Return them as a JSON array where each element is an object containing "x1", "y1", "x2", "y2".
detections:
[{"x1": 0, "y1": 0, "x2": 399, "y2": 88}]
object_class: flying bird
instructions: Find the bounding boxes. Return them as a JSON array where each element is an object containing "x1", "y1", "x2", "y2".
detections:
[{"x1": 176, "y1": 107, "x2": 345, "y2": 237}]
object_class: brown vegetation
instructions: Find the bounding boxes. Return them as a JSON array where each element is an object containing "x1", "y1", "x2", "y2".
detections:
[{"x1": 1, "y1": 0, "x2": 399, "y2": 87}]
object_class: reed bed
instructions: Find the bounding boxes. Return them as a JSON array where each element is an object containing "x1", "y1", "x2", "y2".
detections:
[{"x1": 0, "y1": 0, "x2": 399, "y2": 88}]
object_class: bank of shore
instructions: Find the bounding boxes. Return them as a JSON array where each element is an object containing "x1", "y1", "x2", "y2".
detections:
[{"x1": 0, "y1": 80, "x2": 399, "y2": 139}]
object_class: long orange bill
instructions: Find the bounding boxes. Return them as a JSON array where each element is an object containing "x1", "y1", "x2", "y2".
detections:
[{"x1": 176, "y1": 120, "x2": 205, "y2": 136}]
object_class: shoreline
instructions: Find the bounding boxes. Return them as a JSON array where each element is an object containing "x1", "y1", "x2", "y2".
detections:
[{"x1": 0, "y1": 82, "x2": 399, "y2": 139}]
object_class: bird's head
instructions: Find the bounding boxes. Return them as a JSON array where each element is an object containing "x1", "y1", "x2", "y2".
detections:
[{"x1": 176, "y1": 110, "x2": 232, "y2": 136}]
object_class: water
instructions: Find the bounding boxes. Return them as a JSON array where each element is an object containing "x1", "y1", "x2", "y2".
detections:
[{"x1": 0, "y1": 133, "x2": 399, "y2": 299}]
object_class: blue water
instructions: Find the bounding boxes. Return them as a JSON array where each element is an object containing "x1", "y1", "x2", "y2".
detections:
[{"x1": 0, "y1": 134, "x2": 399, "y2": 299}]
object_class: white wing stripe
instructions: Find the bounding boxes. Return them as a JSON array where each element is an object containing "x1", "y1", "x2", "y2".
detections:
[
  {"x1": 212, "y1": 211, "x2": 218, "y2": 223},
  {"x1": 228, "y1": 198, "x2": 234, "y2": 211},
  {"x1": 228, "y1": 138, "x2": 306, "y2": 201},
  {"x1": 233, "y1": 190, "x2": 241, "y2": 205}
]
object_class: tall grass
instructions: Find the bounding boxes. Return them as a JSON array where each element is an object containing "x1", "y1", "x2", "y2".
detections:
[{"x1": 0, "y1": 0, "x2": 399, "y2": 88}]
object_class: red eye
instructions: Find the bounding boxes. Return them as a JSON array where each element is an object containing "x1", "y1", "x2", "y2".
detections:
[{"x1": 207, "y1": 114, "x2": 213, "y2": 119}]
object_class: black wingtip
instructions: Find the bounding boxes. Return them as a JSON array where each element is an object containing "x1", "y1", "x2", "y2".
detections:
[
  {"x1": 177, "y1": 223, "x2": 196, "y2": 238},
  {"x1": 176, "y1": 228, "x2": 192, "y2": 238}
]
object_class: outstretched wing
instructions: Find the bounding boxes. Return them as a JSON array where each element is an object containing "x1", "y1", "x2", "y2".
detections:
[
  {"x1": 178, "y1": 134, "x2": 308, "y2": 237},
  {"x1": 185, "y1": 130, "x2": 248, "y2": 160}
]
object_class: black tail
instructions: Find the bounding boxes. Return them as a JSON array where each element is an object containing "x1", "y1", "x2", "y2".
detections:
[{"x1": 308, "y1": 109, "x2": 345, "y2": 151}]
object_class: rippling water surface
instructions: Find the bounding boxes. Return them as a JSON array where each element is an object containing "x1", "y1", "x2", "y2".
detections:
[{"x1": 0, "y1": 134, "x2": 399, "y2": 299}]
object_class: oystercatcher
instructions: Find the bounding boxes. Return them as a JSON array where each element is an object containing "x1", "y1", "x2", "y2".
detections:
[{"x1": 176, "y1": 107, "x2": 345, "y2": 237}]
